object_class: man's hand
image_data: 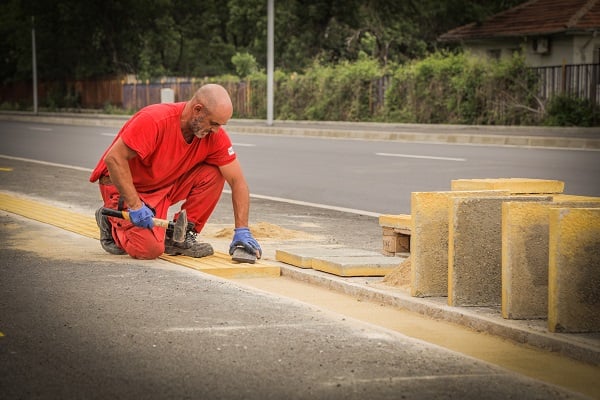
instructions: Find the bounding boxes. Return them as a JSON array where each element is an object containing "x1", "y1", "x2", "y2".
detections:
[
  {"x1": 128, "y1": 203, "x2": 155, "y2": 229},
  {"x1": 229, "y1": 227, "x2": 262, "y2": 258}
]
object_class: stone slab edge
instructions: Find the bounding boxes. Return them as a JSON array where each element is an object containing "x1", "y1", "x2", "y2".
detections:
[
  {"x1": 275, "y1": 248, "x2": 382, "y2": 269},
  {"x1": 278, "y1": 264, "x2": 600, "y2": 366},
  {"x1": 311, "y1": 256, "x2": 404, "y2": 277}
]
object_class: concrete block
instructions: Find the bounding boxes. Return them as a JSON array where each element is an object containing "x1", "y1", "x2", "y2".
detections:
[
  {"x1": 379, "y1": 214, "x2": 412, "y2": 232},
  {"x1": 410, "y1": 190, "x2": 509, "y2": 297},
  {"x1": 451, "y1": 178, "x2": 564, "y2": 194},
  {"x1": 448, "y1": 195, "x2": 551, "y2": 307},
  {"x1": 275, "y1": 247, "x2": 381, "y2": 269},
  {"x1": 548, "y1": 208, "x2": 600, "y2": 333},
  {"x1": 312, "y1": 255, "x2": 405, "y2": 277},
  {"x1": 502, "y1": 200, "x2": 600, "y2": 319}
]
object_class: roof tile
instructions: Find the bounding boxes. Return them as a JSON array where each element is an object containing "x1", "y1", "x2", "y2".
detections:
[{"x1": 439, "y1": 0, "x2": 600, "y2": 41}]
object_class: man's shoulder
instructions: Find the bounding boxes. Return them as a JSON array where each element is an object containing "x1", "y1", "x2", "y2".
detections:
[{"x1": 138, "y1": 102, "x2": 185, "y2": 117}]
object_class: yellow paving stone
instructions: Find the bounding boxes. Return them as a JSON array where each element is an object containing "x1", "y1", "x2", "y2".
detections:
[{"x1": 0, "y1": 192, "x2": 279, "y2": 278}]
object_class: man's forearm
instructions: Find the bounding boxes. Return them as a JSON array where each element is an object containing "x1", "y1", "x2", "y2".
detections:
[
  {"x1": 230, "y1": 183, "x2": 250, "y2": 228},
  {"x1": 105, "y1": 156, "x2": 142, "y2": 210}
]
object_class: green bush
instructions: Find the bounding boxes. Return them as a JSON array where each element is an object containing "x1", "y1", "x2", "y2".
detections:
[
  {"x1": 384, "y1": 52, "x2": 544, "y2": 125},
  {"x1": 231, "y1": 52, "x2": 258, "y2": 78},
  {"x1": 10, "y1": 51, "x2": 597, "y2": 126},
  {"x1": 544, "y1": 95, "x2": 600, "y2": 127},
  {"x1": 273, "y1": 55, "x2": 386, "y2": 122}
]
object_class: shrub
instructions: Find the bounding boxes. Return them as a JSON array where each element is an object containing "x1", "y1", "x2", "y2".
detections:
[{"x1": 544, "y1": 95, "x2": 600, "y2": 127}]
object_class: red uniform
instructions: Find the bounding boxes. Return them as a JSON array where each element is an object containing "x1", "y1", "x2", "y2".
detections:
[{"x1": 90, "y1": 102, "x2": 236, "y2": 259}]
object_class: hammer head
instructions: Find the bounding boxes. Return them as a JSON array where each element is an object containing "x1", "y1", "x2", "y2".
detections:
[{"x1": 171, "y1": 209, "x2": 188, "y2": 243}]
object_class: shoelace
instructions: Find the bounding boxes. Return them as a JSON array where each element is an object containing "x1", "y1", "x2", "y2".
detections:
[{"x1": 185, "y1": 230, "x2": 198, "y2": 245}]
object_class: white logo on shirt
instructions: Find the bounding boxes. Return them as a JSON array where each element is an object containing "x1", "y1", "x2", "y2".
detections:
[{"x1": 228, "y1": 146, "x2": 235, "y2": 156}]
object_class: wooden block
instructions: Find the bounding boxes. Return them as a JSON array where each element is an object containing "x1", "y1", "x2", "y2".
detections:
[{"x1": 382, "y1": 226, "x2": 411, "y2": 256}]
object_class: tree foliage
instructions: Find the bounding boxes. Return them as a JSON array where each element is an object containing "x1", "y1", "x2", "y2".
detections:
[{"x1": 0, "y1": 0, "x2": 526, "y2": 83}]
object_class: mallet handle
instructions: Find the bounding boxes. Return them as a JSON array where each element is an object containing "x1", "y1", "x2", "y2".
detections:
[{"x1": 101, "y1": 207, "x2": 171, "y2": 228}]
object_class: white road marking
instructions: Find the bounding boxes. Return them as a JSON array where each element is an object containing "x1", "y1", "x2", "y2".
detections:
[
  {"x1": 222, "y1": 189, "x2": 380, "y2": 217},
  {"x1": 376, "y1": 152, "x2": 466, "y2": 162},
  {"x1": 101, "y1": 132, "x2": 117, "y2": 137},
  {"x1": 0, "y1": 154, "x2": 92, "y2": 172},
  {"x1": 3, "y1": 154, "x2": 380, "y2": 216},
  {"x1": 232, "y1": 142, "x2": 256, "y2": 147},
  {"x1": 28, "y1": 126, "x2": 52, "y2": 131}
]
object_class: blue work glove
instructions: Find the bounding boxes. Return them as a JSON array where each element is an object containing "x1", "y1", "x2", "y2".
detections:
[
  {"x1": 128, "y1": 203, "x2": 155, "y2": 229},
  {"x1": 229, "y1": 227, "x2": 262, "y2": 258}
]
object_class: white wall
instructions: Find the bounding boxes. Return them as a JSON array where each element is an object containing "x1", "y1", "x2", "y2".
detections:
[
  {"x1": 572, "y1": 35, "x2": 600, "y2": 64},
  {"x1": 463, "y1": 33, "x2": 599, "y2": 67}
]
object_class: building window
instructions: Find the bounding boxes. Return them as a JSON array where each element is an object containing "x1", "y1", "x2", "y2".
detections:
[{"x1": 533, "y1": 37, "x2": 550, "y2": 54}]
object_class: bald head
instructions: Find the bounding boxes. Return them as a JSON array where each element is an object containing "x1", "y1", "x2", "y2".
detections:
[
  {"x1": 181, "y1": 84, "x2": 234, "y2": 141},
  {"x1": 193, "y1": 84, "x2": 233, "y2": 124}
]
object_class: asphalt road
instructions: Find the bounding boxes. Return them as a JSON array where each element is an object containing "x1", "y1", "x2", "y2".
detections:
[{"x1": 1, "y1": 120, "x2": 599, "y2": 215}]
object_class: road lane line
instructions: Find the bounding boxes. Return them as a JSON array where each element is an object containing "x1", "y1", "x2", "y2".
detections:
[
  {"x1": 28, "y1": 126, "x2": 52, "y2": 131},
  {"x1": 232, "y1": 142, "x2": 256, "y2": 147},
  {"x1": 223, "y1": 189, "x2": 380, "y2": 217},
  {"x1": 0, "y1": 155, "x2": 92, "y2": 172},
  {"x1": 1, "y1": 154, "x2": 380, "y2": 216},
  {"x1": 376, "y1": 152, "x2": 466, "y2": 161}
]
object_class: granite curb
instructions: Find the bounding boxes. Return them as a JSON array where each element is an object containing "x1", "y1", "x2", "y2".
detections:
[{"x1": 275, "y1": 262, "x2": 600, "y2": 367}]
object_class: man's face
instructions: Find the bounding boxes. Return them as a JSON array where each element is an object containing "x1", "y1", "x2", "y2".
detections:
[{"x1": 190, "y1": 109, "x2": 220, "y2": 139}]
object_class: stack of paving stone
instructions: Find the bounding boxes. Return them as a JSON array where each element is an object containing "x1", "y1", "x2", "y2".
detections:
[{"x1": 276, "y1": 178, "x2": 600, "y2": 335}]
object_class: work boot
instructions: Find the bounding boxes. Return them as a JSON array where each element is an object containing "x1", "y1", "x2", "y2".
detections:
[
  {"x1": 164, "y1": 222, "x2": 214, "y2": 258},
  {"x1": 95, "y1": 207, "x2": 126, "y2": 255}
]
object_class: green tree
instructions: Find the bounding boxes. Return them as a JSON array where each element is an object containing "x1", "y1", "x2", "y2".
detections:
[
  {"x1": 231, "y1": 52, "x2": 258, "y2": 77},
  {"x1": 0, "y1": 0, "x2": 530, "y2": 82}
]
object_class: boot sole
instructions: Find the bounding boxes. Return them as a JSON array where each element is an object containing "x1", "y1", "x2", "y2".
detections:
[{"x1": 164, "y1": 243, "x2": 214, "y2": 258}]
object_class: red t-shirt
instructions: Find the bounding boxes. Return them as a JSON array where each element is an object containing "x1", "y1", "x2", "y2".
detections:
[{"x1": 89, "y1": 102, "x2": 236, "y2": 193}]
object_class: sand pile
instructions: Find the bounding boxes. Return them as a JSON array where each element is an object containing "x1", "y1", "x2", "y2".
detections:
[
  {"x1": 209, "y1": 221, "x2": 316, "y2": 240},
  {"x1": 382, "y1": 257, "x2": 411, "y2": 289}
]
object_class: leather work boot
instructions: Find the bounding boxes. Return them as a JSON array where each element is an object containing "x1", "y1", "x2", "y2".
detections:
[
  {"x1": 95, "y1": 207, "x2": 126, "y2": 255},
  {"x1": 164, "y1": 222, "x2": 214, "y2": 258}
]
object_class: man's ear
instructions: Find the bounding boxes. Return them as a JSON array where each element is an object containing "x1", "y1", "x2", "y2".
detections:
[{"x1": 193, "y1": 103, "x2": 204, "y2": 114}]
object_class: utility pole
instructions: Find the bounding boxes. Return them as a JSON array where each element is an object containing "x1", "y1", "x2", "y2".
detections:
[
  {"x1": 266, "y1": 0, "x2": 274, "y2": 126},
  {"x1": 31, "y1": 16, "x2": 38, "y2": 115}
]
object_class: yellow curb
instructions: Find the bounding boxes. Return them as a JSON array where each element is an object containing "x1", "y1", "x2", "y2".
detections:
[{"x1": 0, "y1": 192, "x2": 279, "y2": 279}]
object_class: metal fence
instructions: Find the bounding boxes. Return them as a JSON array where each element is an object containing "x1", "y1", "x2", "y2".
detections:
[
  {"x1": 532, "y1": 63, "x2": 599, "y2": 104},
  {"x1": 2, "y1": 63, "x2": 598, "y2": 113},
  {"x1": 121, "y1": 64, "x2": 600, "y2": 112}
]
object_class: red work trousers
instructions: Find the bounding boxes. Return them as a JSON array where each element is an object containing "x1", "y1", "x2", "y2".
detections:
[{"x1": 99, "y1": 164, "x2": 225, "y2": 260}]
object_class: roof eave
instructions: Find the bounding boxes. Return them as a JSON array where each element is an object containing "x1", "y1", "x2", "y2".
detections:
[{"x1": 439, "y1": 27, "x2": 600, "y2": 42}]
